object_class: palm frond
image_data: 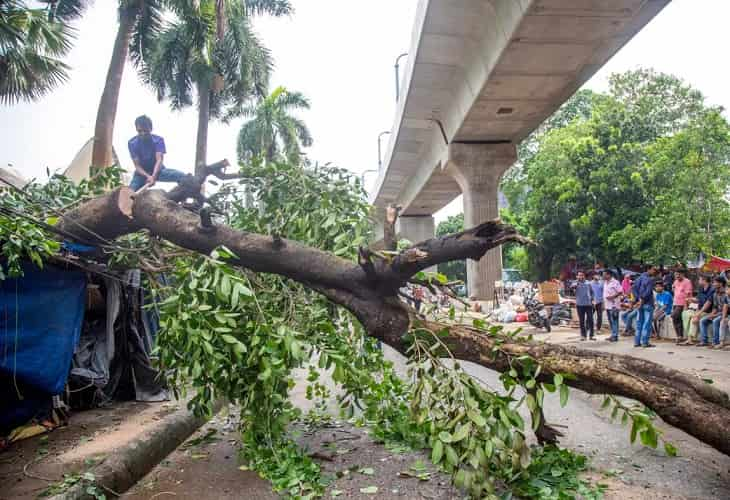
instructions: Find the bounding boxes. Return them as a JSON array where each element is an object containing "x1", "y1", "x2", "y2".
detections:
[
  {"x1": 129, "y1": 0, "x2": 165, "y2": 69},
  {"x1": 41, "y1": 0, "x2": 91, "y2": 22},
  {"x1": 145, "y1": 20, "x2": 196, "y2": 109},
  {"x1": 243, "y1": 0, "x2": 292, "y2": 18},
  {"x1": 0, "y1": 48, "x2": 70, "y2": 104},
  {"x1": 0, "y1": 1, "x2": 76, "y2": 104}
]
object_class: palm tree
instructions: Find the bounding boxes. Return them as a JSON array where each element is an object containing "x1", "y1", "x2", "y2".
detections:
[
  {"x1": 90, "y1": 0, "x2": 167, "y2": 169},
  {"x1": 0, "y1": 0, "x2": 87, "y2": 104},
  {"x1": 142, "y1": 0, "x2": 291, "y2": 175},
  {"x1": 237, "y1": 86, "x2": 312, "y2": 164}
]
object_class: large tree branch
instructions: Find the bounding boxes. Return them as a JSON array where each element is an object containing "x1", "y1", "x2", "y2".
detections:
[
  {"x1": 412, "y1": 320, "x2": 730, "y2": 456},
  {"x1": 57, "y1": 183, "x2": 730, "y2": 458}
]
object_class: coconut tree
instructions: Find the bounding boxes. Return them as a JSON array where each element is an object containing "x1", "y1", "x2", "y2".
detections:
[
  {"x1": 90, "y1": 0, "x2": 168, "y2": 170},
  {"x1": 141, "y1": 0, "x2": 291, "y2": 175},
  {"x1": 0, "y1": 0, "x2": 87, "y2": 104},
  {"x1": 237, "y1": 86, "x2": 312, "y2": 164}
]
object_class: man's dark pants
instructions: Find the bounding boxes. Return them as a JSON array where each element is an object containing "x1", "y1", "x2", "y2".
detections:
[
  {"x1": 671, "y1": 305, "x2": 684, "y2": 339},
  {"x1": 594, "y1": 302, "x2": 603, "y2": 329},
  {"x1": 577, "y1": 305, "x2": 594, "y2": 339}
]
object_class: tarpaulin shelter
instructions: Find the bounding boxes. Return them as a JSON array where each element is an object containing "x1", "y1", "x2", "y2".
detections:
[
  {"x1": 702, "y1": 255, "x2": 730, "y2": 273},
  {"x1": 0, "y1": 260, "x2": 167, "y2": 438}
]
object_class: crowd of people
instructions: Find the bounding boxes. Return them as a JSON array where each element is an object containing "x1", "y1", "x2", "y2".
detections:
[{"x1": 572, "y1": 266, "x2": 730, "y2": 349}]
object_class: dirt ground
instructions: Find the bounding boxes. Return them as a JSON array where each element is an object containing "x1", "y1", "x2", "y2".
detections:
[{"x1": 0, "y1": 400, "x2": 181, "y2": 500}]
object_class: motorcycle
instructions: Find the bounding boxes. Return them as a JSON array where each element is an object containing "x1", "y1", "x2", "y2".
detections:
[
  {"x1": 549, "y1": 302, "x2": 572, "y2": 326},
  {"x1": 523, "y1": 288, "x2": 551, "y2": 332}
]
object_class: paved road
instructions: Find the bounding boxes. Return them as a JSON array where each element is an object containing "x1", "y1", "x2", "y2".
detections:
[{"x1": 124, "y1": 329, "x2": 730, "y2": 500}]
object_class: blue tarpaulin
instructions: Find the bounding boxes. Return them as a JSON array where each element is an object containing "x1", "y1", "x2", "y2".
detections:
[{"x1": 0, "y1": 263, "x2": 86, "y2": 395}]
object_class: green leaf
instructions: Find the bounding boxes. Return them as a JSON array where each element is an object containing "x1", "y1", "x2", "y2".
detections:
[
  {"x1": 664, "y1": 442, "x2": 678, "y2": 457},
  {"x1": 467, "y1": 409, "x2": 486, "y2": 427},
  {"x1": 431, "y1": 440, "x2": 444, "y2": 463},
  {"x1": 358, "y1": 467, "x2": 374, "y2": 475},
  {"x1": 630, "y1": 420, "x2": 639, "y2": 444},
  {"x1": 554, "y1": 374, "x2": 564, "y2": 386},
  {"x1": 330, "y1": 491, "x2": 343, "y2": 498},
  {"x1": 445, "y1": 445, "x2": 459, "y2": 466},
  {"x1": 639, "y1": 428, "x2": 658, "y2": 449},
  {"x1": 559, "y1": 384, "x2": 569, "y2": 407},
  {"x1": 221, "y1": 334, "x2": 238, "y2": 345},
  {"x1": 359, "y1": 486, "x2": 378, "y2": 494},
  {"x1": 484, "y1": 440, "x2": 493, "y2": 459},
  {"x1": 451, "y1": 423, "x2": 470, "y2": 443},
  {"x1": 438, "y1": 431, "x2": 452, "y2": 443}
]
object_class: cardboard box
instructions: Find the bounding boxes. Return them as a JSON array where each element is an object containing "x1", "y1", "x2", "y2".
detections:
[{"x1": 538, "y1": 281, "x2": 560, "y2": 304}]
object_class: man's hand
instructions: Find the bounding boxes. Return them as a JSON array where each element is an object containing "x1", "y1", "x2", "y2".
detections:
[{"x1": 145, "y1": 174, "x2": 156, "y2": 186}]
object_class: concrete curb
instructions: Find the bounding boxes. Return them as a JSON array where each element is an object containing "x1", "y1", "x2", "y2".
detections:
[{"x1": 51, "y1": 399, "x2": 224, "y2": 500}]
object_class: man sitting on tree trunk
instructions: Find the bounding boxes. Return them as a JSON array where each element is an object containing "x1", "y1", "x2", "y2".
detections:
[{"x1": 128, "y1": 115, "x2": 187, "y2": 191}]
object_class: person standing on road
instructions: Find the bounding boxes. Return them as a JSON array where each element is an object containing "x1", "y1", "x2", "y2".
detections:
[
  {"x1": 575, "y1": 271, "x2": 595, "y2": 341},
  {"x1": 590, "y1": 273, "x2": 604, "y2": 331},
  {"x1": 671, "y1": 269, "x2": 693, "y2": 344},
  {"x1": 633, "y1": 265, "x2": 659, "y2": 348},
  {"x1": 603, "y1": 270, "x2": 623, "y2": 342}
]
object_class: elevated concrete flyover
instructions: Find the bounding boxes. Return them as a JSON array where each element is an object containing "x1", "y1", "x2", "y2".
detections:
[{"x1": 371, "y1": 0, "x2": 670, "y2": 299}]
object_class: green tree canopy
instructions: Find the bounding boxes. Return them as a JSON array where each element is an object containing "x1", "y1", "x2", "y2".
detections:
[
  {"x1": 435, "y1": 214, "x2": 465, "y2": 283},
  {"x1": 501, "y1": 68, "x2": 730, "y2": 276}
]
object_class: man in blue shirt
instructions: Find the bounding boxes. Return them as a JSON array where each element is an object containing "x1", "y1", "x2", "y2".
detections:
[
  {"x1": 128, "y1": 115, "x2": 187, "y2": 191},
  {"x1": 575, "y1": 271, "x2": 595, "y2": 340},
  {"x1": 652, "y1": 281, "x2": 673, "y2": 338},
  {"x1": 633, "y1": 265, "x2": 659, "y2": 347},
  {"x1": 590, "y1": 273, "x2": 604, "y2": 331}
]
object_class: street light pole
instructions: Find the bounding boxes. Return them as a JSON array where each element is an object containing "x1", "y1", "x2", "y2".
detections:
[
  {"x1": 377, "y1": 130, "x2": 391, "y2": 169},
  {"x1": 360, "y1": 169, "x2": 378, "y2": 188},
  {"x1": 394, "y1": 53, "x2": 408, "y2": 102}
]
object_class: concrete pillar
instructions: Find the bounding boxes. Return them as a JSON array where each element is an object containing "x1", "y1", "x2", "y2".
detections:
[
  {"x1": 397, "y1": 215, "x2": 436, "y2": 272},
  {"x1": 396, "y1": 215, "x2": 435, "y2": 245},
  {"x1": 444, "y1": 143, "x2": 517, "y2": 300}
]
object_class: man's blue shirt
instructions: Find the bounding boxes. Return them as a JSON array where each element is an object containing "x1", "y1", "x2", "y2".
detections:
[
  {"x1": 575, "y1": 280, "x2": 594, "y2": 307},
  {"x1": 656, "y1": 291, "x2": 673, "y2": 315},
  {"x1": 128, "y1": 134, "x2": 166, "y2": 173},
  {"x1": 634, "y1": 272, "x2": 655, "y2": 306},
  {"x1": 590, "y1": 280, "x2": 604, "y2": 303},
  {"x1": 698, "y1": 285, "x2": 715, "y2": 310}
]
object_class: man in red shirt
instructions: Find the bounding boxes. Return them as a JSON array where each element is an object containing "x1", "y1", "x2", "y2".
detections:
[{"x1": 671, "y1": 269, "x2": 693, "y2": 343}]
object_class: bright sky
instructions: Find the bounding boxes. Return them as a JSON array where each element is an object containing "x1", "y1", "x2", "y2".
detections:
[{"x1": 2, "y1": 0, "x2": 728, "y2": 222}]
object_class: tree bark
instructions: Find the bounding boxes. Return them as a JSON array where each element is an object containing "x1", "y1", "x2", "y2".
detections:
[
  {"x1": 91, "y1": 4, "x2": 138, "y2": 170},
  {"x1": 195, "y1": 82, "x2": 211, "y2": 176},
  {"x1": 58, "y1": 183, "x2": 730, "y2": 458}
]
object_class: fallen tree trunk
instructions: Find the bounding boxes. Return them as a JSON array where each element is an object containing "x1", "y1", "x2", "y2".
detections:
[
  {"x1": 59, "y1": 184, "x2": 730, "y2": 457},
  {"x1": 414, "y1": 320, "x2": 730, "y2": 456}
]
